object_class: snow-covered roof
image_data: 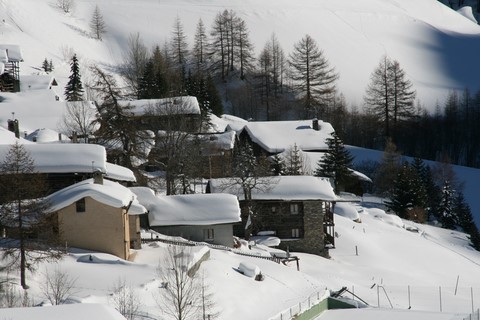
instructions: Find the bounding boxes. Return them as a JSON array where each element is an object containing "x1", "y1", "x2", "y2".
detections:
[
  {"x1": 0, "y1": 143, "x2": 106, "y2": 173},
  {"x1": 0, "y1": 127, "x2": 33, "y2": 144},
  {"x1": 21, "y1": 75, "x2": 58, "y2": 90},
  {"x1": 0, "y1": 303, "x2": 127, "y2": 320},
  {"x1": 47, "y1": 178, "x2": 146, "y2": 215},
  {"x1": 105, "y1": 162, "x2": 136, "y2": 182},
  {"x1": 130, "y1": 187, "x2": 241, "y2": 226},
  {"x1": 0, "y1": 44, "x2": 23, "y2": 62},
  {"x1": 243, "y1": 120, "x2": 335, "y2": 154},
  {"x1": 199, "y1": 131, "x2": 236, "y2": 155},
  {"x1": 210, "y1": 114, "x2": 248, "y2": 133},
  {"x1": 25, "y1": 128, "x2": 71, "y2": 143},
  {"x1": 208, "y1": 176, "x2": 337, "y2": 201},
  {"x1": 122, "y1": 96, "x2": 201, "y2": 116}
]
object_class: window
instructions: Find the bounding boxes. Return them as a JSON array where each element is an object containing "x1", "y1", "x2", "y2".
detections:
[
  {"x1": 203, "y1": 228, "x2": 214, "y2": 241},
  {"x1": 271, "y1": 206, "x2": 276, "y2": 213},
  {"x1": 291, "y1": 228, "x2": 300, "y2": 238},
  {"x1": 290, "y1": 203, "x2": 299, "y2": 215},
  {"x1": 76, "y1": 198, "x2": 85, "y2": 213}
]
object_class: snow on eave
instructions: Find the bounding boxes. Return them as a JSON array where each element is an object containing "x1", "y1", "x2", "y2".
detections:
[
  {"x1": 130, "y1": 187, "x2": 241, "y2": 226},
  {"x1": 105, "y1": 163, "x2": 136, "y2": 182},
  {"x1": 47, "y1": 179, "x2": 146, "y2": 215},
  {"x1": 122, "y1": 96, "x2": 201, "y2": 116},
  {"x1": 350, "y1": 169, "x2": 372, "y2": 183},
  {"x1": 243, "y1": 120, "x2": 334, "y2": 154},
  {"x1": 0, "y1": 143, "x2": 106, "y2": 173},
  {"x1": 209, "y1": 176, "x2": 337, "y2": 202}
]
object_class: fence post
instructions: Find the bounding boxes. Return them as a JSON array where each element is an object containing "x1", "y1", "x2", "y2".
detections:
[
  {"x1": 408, "y1": 285, "x2": 411, "y2": 309},
  {"x1": 439, "y1": 286, "x2": 442, "y2": 312}
]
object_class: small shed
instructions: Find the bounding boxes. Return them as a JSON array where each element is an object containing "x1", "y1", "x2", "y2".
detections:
[{"x1": 131, "y1": 187, "x2": 241, "y2": 247}]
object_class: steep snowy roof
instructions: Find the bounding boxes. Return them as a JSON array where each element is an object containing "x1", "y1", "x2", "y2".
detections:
[
  {"x1": 122, "y1": 96, "x2": 201, "y2": 116},
  {"x1": 243, "y1": 120, "x2": 334, "y2": 154},
  {"x1": 47, "y1": 178, "x2": 146, "y2": 215},
  {"x1": 0, "y1": 303, "x2": 127, "y2": 320},
  {"x1": 130, "y1": 187, "x2": 241, "y2": 226},
  {"x1": 0, "y1": 143, "x2": 107, "y2": 173},
  {"x1": 0, "y1": 127, "x2": 33, "y2": 144},
  {"x1": 0, "y1": 44, "x2": 23, "y2": 62},
  {"x1": 208, "y1": 176, "x2": 337, "y2": 201}
]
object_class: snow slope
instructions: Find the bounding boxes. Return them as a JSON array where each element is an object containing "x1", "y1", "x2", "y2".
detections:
[
  {"x1": 3, "y1": 204, "x2": 479, "y2": 320},
  {"x1": 0, "y1": 0, "x2": 479, "y2": 110}
]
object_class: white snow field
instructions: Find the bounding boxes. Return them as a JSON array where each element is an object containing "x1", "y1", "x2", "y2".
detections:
[{"x1": 0, "y1": 0, "x2": 479, "y2": 110}]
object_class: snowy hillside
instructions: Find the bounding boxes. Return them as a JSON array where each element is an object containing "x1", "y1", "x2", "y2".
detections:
[
  {"x1": 0, "y1": 0, "x2": 479, "y2": 110},
  {"x1": 1, "y1": 203, "x2": 480, "y2": 319}
]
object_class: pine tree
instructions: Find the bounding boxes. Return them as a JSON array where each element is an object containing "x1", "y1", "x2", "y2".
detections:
[
  {"x1": 64, "y1": 54, "x2": 84, "y2": 101},
  {"x1": 373, "y1": 138, "x2": 402, "y2": 196},
  {"x1": 289, "y1": 34, "x2": 338, "y2": 118},
  {"x1": 271, "y1": 154, "x2": 286, "y2": 176},
  {"x1": 192, "y1": 18, "x2": 208, "y2": 74},
  {"x1": 0, "y1": 142, "x2": 63, "y2": 289},
  {"x1": 90, "y1": 5, "x2": 107, "y2": 41},
  {"x1": 364, "y1": 55, "x2": 416, "y2": 140},
  {"x1": 385, "y1": 161, "x2": 426, "y2": 221},
  {"x1": 439, "y1": 180, "x2": 456, "y2": 229},
  {"x1": 41, "y1": 58, "x2": 49, "y2": 73},
  {"x1": 454, "y1": 192, "x2": 480, "y2": 250},
  {"x1": 284, "y1": 144, "x2": 304, "y2": 175},
  {"x1": 314, "y1": 132, "x2": 354, "y2": 193}
]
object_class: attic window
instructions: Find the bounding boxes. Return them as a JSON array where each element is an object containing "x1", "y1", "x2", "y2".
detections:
[{"x1": 76, "y1": 198, "x2": 86, "y2": 213}]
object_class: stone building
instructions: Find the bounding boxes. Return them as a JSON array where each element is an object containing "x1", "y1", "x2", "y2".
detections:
[{"x1": 207, "y1": 175, "x2": 337, "y2": 257}]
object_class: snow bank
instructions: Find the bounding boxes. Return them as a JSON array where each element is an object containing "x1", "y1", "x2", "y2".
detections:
[
  {"x1": 334, "y1": 202, "x2": 361, "y2": 221},
  {"x1": 238, "y1": 261, "x2": 261, "y2": 278},
  {"x1": 366, "y1": 207, "x2": 404, "y2": 229}
]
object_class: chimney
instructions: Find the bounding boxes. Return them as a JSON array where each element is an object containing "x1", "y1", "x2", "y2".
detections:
[
  {"x1": 93, "y1": 169, "x2": 104, "y2": 185},
  {"x1": 312, "y1": 118, "x2": 320, "y2": 131}
]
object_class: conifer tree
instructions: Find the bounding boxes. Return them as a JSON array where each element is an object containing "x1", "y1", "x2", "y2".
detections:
[
  {"x1": 90, "y1": 5, "x2": 107, "y2": 41},
  {"x1": 192, "y1": 18, "x2": 208, "y2": 74},
  {"x1": 314, "y1": 132, "x2": 354, "y2": 193},
  {"x1": 364, "y1": 55, "x2": 416, "y2": 140},
  {"x1": 41, "y1": 58, "x2": 49, "y2": 73},
  {"x1": 289, "y1": 34, "x2": 338, "y2": 118},
  {"x1": 0, "y1": 142, "x2": 63, "y2": 289},
  {"x1": 439, "y1": 180, "x2": 456, "y2": 229},
  {"x1": 373, "y1": 138, "x2": 402, "y2": 196},
  {"x1": 284, "y1": 144, "x2": 304, "y2": 175},
  {"x1": 64, "y1": 54, "x2": 84, "y2": 101},
  {"x1": 385, "y1": 161, "x2": 426, "y2": 221},
  {"x1": 271, "y1": 154, "x2": 286, "y2": 176}
]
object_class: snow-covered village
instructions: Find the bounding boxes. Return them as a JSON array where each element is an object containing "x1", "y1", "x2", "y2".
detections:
[{"x1": 1, "y1": 0, "x2": 480, "y2": 319}]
